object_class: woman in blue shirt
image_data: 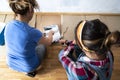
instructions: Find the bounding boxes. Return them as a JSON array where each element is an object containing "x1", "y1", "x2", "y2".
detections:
[{"x1": 5, "y1": 0, "x2": 54, "y2": 77}]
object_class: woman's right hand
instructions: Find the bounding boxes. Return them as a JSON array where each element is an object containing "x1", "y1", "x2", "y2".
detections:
[
  {"x1": 59, "y1": 39, "x2": 66, "y2": 44},
  {"x1": 38, "y1": 30, "x2": 54, "y2": 46},
  {"x1": 48, "y1": 30, "x2": 54, "y2": 36}
]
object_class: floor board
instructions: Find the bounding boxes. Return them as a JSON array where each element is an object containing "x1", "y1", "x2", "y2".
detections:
[{"x1": 0, "y1": 44, "x2": 120, "y2": 80}]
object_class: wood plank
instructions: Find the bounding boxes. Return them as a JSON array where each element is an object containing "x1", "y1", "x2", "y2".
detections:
[
  {"x1": 35, "y1": 15, "x2": 42, "y2": 31},
  {"x1": 85, "y1": 15, "x2": 101, "y2": 20},
  {"x1": 100, "y1": 16, "x2": 120, "y2": 31},
  {"x1": 0, "y1": 44, "x2": 68, "y2": 80},
  {"x1": 111, "y1": 46, "x2": 120, "y2": 79},
  {"x1": 61, "y1": 15, "x2": 85, "y2": 40},
  {"x1": 4, "y1": 14, "x2": 14, "y2": 23},
  {"x1": 0, "y1": 42, "x2": 120, "y2": 80},
  {"x1": 1, "y1": 12, "x2": 120, "y2": 16},
  {"x1": 0, "y1": 14, "x2": 6, "y2": 22},
  {"x1": 29, "y1": 14, "x2": 36, "y2": 27},
  {"x1": 36, "y1": 14, "x2": 61, "y2": 32}
]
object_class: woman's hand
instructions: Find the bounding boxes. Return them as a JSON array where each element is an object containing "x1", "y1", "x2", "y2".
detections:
[
  {"x1": 59, "y1": 39, "x2": 66, "y2": 44},
  {"x1": 48, "y1": 30, "x2": 54, "y2": 35},
  {"x1": 59, "y1": 39, "x2": 76, "y2": 46},
  {"x1": 72, "y1": 40, "x2": 76, "y2": 44}
]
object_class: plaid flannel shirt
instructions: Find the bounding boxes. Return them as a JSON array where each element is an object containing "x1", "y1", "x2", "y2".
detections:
[{"x1": 59, "y1": 41, "x2": 113, "y2": 80}]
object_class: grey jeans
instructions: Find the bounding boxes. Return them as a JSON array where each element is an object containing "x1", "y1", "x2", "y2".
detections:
[{"x1": 35, "y1": 44, "x2": 46, "y2": 65}]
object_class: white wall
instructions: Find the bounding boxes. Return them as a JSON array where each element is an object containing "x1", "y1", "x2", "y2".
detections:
[{"x1": 0, "y1": 0, "x2": 120, "y2": 13}]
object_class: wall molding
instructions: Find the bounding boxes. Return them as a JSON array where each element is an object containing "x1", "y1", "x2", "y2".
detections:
[{"x1": 0, "y1": 12, "x2": 120, "y2": 16}]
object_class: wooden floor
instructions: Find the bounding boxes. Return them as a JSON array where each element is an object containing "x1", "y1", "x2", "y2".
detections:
[
  {"x1": 0, "y1": 44, "x2": 68, "y2": 80},
  {"x1": 0, "y1": 44, "x2": 120, "y2": 80}
]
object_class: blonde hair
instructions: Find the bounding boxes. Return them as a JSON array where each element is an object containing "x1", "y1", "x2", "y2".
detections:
[{"x1": 9, "y1": 0, "x2": 39, "y2": 15}]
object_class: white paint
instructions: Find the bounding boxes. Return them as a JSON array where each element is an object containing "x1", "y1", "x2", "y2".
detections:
[{"x1": 0, "y1": 0, "x2": 120, "y2": 13}]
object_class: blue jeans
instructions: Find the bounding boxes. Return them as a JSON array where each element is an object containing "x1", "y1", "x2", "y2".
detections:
[{"x1": 35, "y1": 44, "x2": 46, "y2": 65}]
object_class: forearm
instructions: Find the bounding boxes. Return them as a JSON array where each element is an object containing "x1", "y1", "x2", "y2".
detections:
[
  {"x1": 39, "y1": 31, "x2": 54, "y2": 46},
  {"x1": 38, "y1": 36, "x2": 52, "y2": 46},
  {"x1": 59, "y1": 46, "x2": 85, "y2": 78},
  {"x1": 59, "y1": 41, "x2": 75, "y2": 60},
  {"x1": 47, "y1": 33, "x2": 53, "y2": 45}
]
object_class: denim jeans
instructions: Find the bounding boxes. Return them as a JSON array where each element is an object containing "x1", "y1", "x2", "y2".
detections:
[{"x1": 35, "y1": 44, "x2": 46, "y2": 65}]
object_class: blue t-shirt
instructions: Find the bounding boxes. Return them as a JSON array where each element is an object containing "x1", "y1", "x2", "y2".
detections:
[{"x1": 5, "y1": 20, "x2": 42, "y2": 72}]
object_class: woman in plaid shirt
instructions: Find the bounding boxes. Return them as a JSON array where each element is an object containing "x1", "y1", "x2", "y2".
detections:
[{"x1": 59, "y1": 19, "x2": 120, "y2": 80}]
